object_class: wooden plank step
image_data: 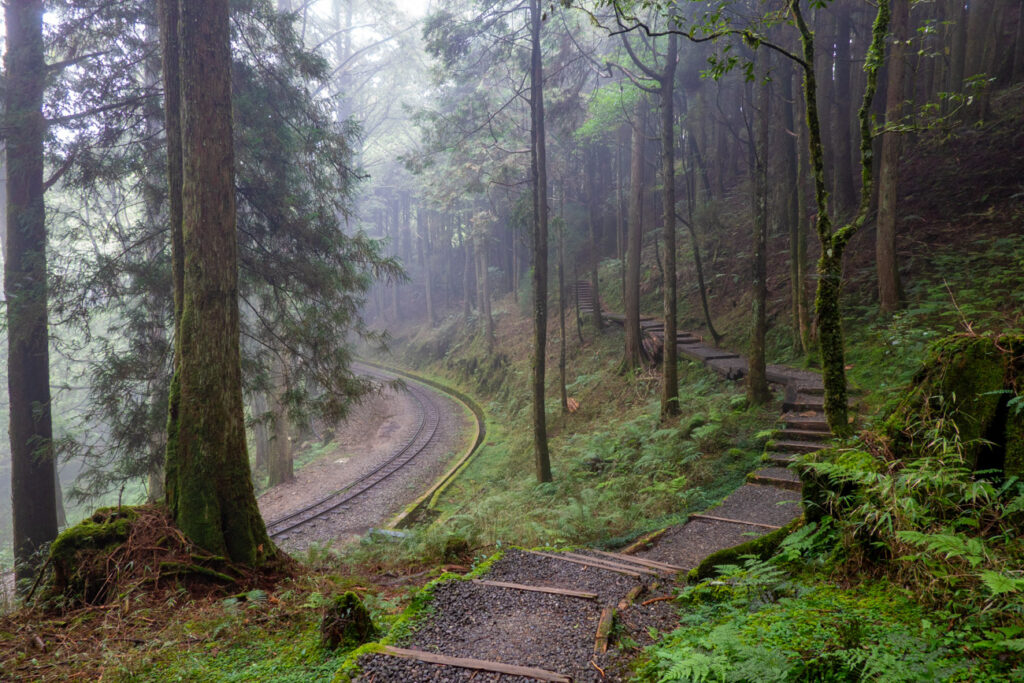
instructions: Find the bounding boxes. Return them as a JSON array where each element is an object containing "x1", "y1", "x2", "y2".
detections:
[
  {"x1": 528, "y1": 551, "x2": 643, "y2": 578},
  {"x1": 561, "y1": 551, "x2": 661, "y2": 576},
  {"x1": 381, "y1": 646, "x2": 571, "y2": 683},
  {"x1": 781, "y1": 413, "x2": 829, "y2": 430},
  {"x1": 773, "y1": 439, "x2": 829, "y2": 454},
  {"x1": 767, "y1": 452, "x2": 798, "y2": 466},
  {"x1": 472, "y1": 579, "x2": 597, "y2": 600},
  {"x1": 688, "y1": 513, "x2": 782, "y2": 530},
  {"x1": 777, "y1": 428, "x2": 832, "y2": 441},
  {"x1": 680, "y1": 346, "x2": 741, "y2": 362},
  {"x1": 749, "y1": 467, "x2": 802, "y2": 491},
  {"x1": 783, "y1": 399, "x2": 825, "y2": 412},
  {"x1": 589, "y1": 549, "x2": 684, "y2": 573}
]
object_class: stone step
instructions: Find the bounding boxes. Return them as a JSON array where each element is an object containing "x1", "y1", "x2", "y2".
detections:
[
  {"x1": 749, "y1": 467, "x2": 801, "y2": 491},
  {"x1": 772, "y1": 439, "x2": 829, "y2": 454}
]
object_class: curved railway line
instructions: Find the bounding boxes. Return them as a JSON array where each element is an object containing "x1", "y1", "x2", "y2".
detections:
[{"x1": 265, "y1": 363, "x2": 444, "y2": 541}]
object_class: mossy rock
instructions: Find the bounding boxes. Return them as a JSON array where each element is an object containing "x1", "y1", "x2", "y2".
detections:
[
  {"x1": 799, "y1": 447, "x2": 881, "y2": 524},
  {"x1": 883, "y1": 333, "x2": 1024, "y2": 477},
  {"x1": 320, "y1": 591, "x2": 378, "y2": 650},
  {"x1": 689, "y1": 517, "x2": 803, "y2": 582},
  {"x1": 49, "y1": 507, "x2": 139, "y2": 603}
]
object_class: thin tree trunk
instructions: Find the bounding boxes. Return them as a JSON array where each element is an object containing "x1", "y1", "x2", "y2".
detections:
[
  {"x1": 748, "y1": 54, "x2": 771, "y2": 406},
  {"x1": 660, "y1": 31, "x2": 680, "y2": 419},
  {"x1": 529, "y1": 0, "x2": 551, "y2": 483},
  {"x1": 794, "y1": 71, "x2": 813, "y2": 352},
  {"x1": 268, "y1": 356, "x2": 294, "y2": 487},
  {"x1": 585, "y1": 148, "x2": 603, "y2": 331},
  {"x1": 877, "y1": 0, "x2": 908, "y2": 314},
  {"x1": 558, "y1": 212, "x2": 568, "y2": 413},
  {"x1": 833, "y1": 0, "x2": 856, "y2": 216},
  {"x1": 163, "y1": 0, "x2": 273, "y2": 565},
  {"x1": 792, "y1": 0, "x2": 889, "y2": 436},
  {"x1": 5, "y1": 0, "x2": 58, "y2": 586},
  {"x1": 622, "y1": 99, "x2": 647, "y2": 371}
]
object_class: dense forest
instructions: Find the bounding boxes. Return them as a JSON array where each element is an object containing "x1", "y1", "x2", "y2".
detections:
[{"x1": 2, "y1": 0, "x2": 1024, "y2": 680}]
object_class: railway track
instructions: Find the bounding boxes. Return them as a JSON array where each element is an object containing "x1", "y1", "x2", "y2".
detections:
[{"x1": 265, "y1": 363, "x2": 442, "y2": 541}]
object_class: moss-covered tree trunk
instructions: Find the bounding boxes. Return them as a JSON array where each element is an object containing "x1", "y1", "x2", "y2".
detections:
[
  {"x1": 529, "y1": 0, "x2": 551, "y2": 483},
  {"x1": 791, "y1": 0, "x2": 890, "y2": 436},
  {"x1": 162, "y1": 0, "x2": 273, "y2": 565},
  {"x1": 5, "y1": 0, "x2": 58, "y2": 585}
]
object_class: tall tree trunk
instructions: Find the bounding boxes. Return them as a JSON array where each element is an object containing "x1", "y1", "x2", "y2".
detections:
[
  {"x1": 660, "y1": 31, "x2": 680, "y2": 419},
  {"x1": 163, "y1": 0, "x2": 273, "y2": 565},
  {"x1": 251, "y1": 392, "x2": 270, "y2": 479},
  {"x1": 267, "y1": 356, "x2": 294, "y2": 487},
  {"x1": 558, "y1": 212, "x2": 568, "y2": 413},
  {"x1": 877, "y1": 0, "x2": 908, "y2": 315},
  {"x1": 529, "y1": 0, "x2": 551, "y2": 483},
  {"x1": 419, "y1": 208, "x2": 434, "y2": 326},
  {"x1": 5, "y1": 0, "x2": 58, "y2": 586},
  {"x1": 779, "y1": 62, "x2": 806, "y2": 353},
  {"x1": 748, "y1": 54, "x2": 771, "y2": 406},
  {"x1": 585, "y1": 148, "x2": 603, "y2": 331},
  {"x1": 477, "y1": 232, "x2": 494, "y2": 352},
  {"x1": 622, "y1": 99, "x2": 647, "y2": 371},
  {"x1": 833, "y1": 0, "x2": 856, "y2": 216},
  {"x1": 794, "y1": 71, "x2": 813, "y2": 352},
  {"x1": 462, "y1": 227, "x2": 473, "y2": 320}
]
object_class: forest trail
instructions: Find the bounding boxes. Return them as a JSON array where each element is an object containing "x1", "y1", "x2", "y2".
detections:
[{"x1": 350, "y1": 284, "x2": 835, "y2": 681}]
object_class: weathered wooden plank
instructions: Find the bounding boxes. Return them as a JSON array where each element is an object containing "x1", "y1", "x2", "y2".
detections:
[
  {"x1": 473, "y1": 579, "x2": 598, "y2": 600},
  {"x1": 381, "y1": 646, "x2": 571, "y2": 682},
  {"x1": 590, "y1": 549, "x2": 684, "y2": 573},
  {"x1": 529, "y1": 550, "x2": 643, "y2": 578},
  {"x1": 689, "y1": 513, "x2": 782, "y2": 530},
  {"x1": 620, "y1": 528, "x2": 667, "y2": 554},
  {"x1": 617, "y1": 584, "x2": 645, "y2": 610},
  {"x1": 561, "y1": 551, "x2": 661, "y2": 577},
  {"x1": 594, "y1": 606, "x2": 615, "y2": 654}
]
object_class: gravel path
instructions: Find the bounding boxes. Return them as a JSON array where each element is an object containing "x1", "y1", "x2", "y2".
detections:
[{"x1": 259, "y1": 369, "x2": 474, "y2": 553}]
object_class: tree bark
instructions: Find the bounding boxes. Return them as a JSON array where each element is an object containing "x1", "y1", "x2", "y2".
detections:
[
  {"x1": 660, "y1": 31, "x2": 680, "y2": 419},
  {"x1": 747, "y1": 54, "x2": 771, "y2": 406},
  {"x1": 622, "y1": 98, "x2": 647, "y2": 371},
  {"x1": 163, "y1": 0, "x2": 273, "y2": 565},
  {"x1": 5, "y1": 0, "x2": 58, "y2": 586},
  {"x1": 268, "y1": 356, "x2": 294, "y2": 487},
  {"x1": 877, "y1": 0, "x2": 908, "y2": 315},
  {"x1": 832, "y1": 0, "x2": 856, "y2": 216},
  {"x1": 558, "y1": 212, "x2": 568, "y2": 413},
  {"x1": 529, "y1": 0, "x2": 551, "y2": 483}
]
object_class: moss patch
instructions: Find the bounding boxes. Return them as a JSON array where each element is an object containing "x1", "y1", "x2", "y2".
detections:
[{"x1": 688, "y1": 518, "x2": 803, "y2": 582}]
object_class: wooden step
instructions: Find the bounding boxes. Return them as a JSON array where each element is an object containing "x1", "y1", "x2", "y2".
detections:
[
  {"x1": 587, "y1": 549, "x2": 683, "y2": 574},
  {"x1": 776, "y1": 428, "x2": 832, "y2": 442},
  {"x1": 772, "y1": 439, "x2": 829, "y2": 454},
  {"x1": 749, "y1": 467, "x2": 802, "y2": 491},
  {"x1": 767, "y1": 452, "x2": 798, "y2": 467},
  {"x1": 380, "y1": 646, "x2": 571, "y2": 683},
  {"x1": 783, "y1": 399, "x2": 824, "y2": 412},
  {"x1": 781, "y1": 413, "x2": 829, "y2": 431},
  {"x1": 472, "y1": 579, "x2": 598, "y2": 600}
]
